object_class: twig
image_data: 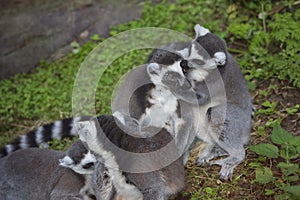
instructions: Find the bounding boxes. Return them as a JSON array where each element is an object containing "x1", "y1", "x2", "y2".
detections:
[
  {"x1": 268, "y1": 0, "x2": 300, "y2": 16},
  {"x1": 227, "y1": 48, "x2": 247, "y2": 54}
]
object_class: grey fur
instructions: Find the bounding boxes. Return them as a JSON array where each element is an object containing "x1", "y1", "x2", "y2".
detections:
[
  {"x1": 91, "y1": 162, "x2": 116, "y2": 200},
  {"x1": 77, "y1": 114, "x2": 185, "y2": 200},
  {"x1": 0, "y1": 140, "x2": 108, "y2": 200},
  {"x1": 59, "y1": 140, "x2": 97, "y2": 175},
  {"x1": 161, "y1": 24, "x2": 253, "y2": 180}
]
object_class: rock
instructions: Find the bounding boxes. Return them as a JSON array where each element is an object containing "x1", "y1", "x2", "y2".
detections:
[{"x1": 0, "y1": 0, "x2": 144, "y2": 79}]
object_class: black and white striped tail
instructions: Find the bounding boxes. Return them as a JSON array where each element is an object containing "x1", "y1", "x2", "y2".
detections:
[
  {"x1": 251, "y1": 105, "x2": 256, "y2": 120},
  {"x1": 0, "y1": 116, "x2": 91, "y2": 158}
]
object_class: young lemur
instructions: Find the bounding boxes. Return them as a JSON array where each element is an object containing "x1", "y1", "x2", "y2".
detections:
[
  {"x1": 75, "y1": 112, "x2": 185, "y2": 200},
  {"x1": 0, "y1": 140, "x2": 103, "y2": 200},
  {"x1": 59, "y1": 140, "x2": 118, "y2": 200}
]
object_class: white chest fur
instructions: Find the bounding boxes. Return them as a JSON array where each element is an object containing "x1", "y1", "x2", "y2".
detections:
[{"x1": 140, "y1": 85, "x2": 184, "y2": 136}]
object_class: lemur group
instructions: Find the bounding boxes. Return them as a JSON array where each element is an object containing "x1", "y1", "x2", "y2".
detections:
[{"x1": 0, "y1": 24, "x2": 254, "y2": 200}]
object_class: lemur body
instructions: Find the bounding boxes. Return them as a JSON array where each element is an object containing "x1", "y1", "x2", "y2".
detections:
[
  {"x1": 0, "y1": 140, "x2": 99, "y2": 200},
  {"x1": 76, "y1": 114, "x2": 185, "y2": 200},
  {"x1": 159, "y1": 25, "x2": 253, "y2": 180}
]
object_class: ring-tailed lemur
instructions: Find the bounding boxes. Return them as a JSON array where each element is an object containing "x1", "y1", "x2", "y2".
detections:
[
  {"x1": 0, "y1": 140, "x2": 102, "y2": 200},
  {"x1": 159, "y1": 25, "x2": 254, "y2": 180},
  {"x1": 74, "y1": 113, "x2": 185, "y2": 200},
  {"x1": 60, "y1": 140, "x2": 117, "y2": 200}
]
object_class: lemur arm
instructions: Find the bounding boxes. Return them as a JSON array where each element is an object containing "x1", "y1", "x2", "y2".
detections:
[
  {"x1": 170, "y1": 107, "x2": 197, "y2": 165},
  {"x1": 161, "y1": 71, "x2": 209, "y2": 105}
]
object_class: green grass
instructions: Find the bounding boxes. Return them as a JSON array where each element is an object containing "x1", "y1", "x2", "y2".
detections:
[{"x1": 0, "y1": 0, "x2": 300, "y2": 199}]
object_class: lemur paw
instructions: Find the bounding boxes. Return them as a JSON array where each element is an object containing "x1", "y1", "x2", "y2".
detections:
[
  {"x1": 216, "y1": 161, "x2": 234, "y2": 181},
  {"x1": 211, "y1": 157, "x2": 239, "y2": 181},
  {"x1": 196, "y1": 156, "x2": 212, "y2": 167},
  {"x1": 147, "y1": 63, "x2": 161, "y2": 76},
  {"x1": 195, "y1": 144, "x2": 215, "y2": 167},
  {"x1": 162, "y1": 71, "x2": 191, "y2": 90},
  {"x1": 113, "y1": 111, "x2": 141, "y2": 133}
]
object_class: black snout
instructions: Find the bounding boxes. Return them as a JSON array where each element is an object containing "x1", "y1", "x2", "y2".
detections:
[
  {"x1": 180, "y1": 60, "x2": 190, "y2": 74},
  {"x1": 180, "y1": 60, "x2": 188, "y2": 68}
]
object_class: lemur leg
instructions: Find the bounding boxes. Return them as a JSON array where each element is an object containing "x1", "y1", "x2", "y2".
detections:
[
  {"x1": 211, "y1": 146, "x2": 245, "y2": 181},
  {"x1": 172, "y1": 117, "x2": 196, "y2": 165},
  {"x1": 198, "y1": 104, "x2": 251, "y2": 180},
  {"x1": 196, "y1": 143, "x2": 228, "y2": 167}
]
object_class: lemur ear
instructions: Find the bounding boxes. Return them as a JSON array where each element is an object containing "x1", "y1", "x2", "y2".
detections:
[
  {"x1": 194, "y1": 24, "x2": 210, "y2": 38},
  {"x1": 147, "y1": 63, "x2": 161, "y2": 75},
  {"x1": 59, "y1": 156, "x2": 74, "y2": 168},
  {"x1": 213, "y1": 52, "x2": 226, "y2": 66}
]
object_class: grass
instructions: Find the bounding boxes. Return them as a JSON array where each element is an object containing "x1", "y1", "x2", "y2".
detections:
[{"x1": 0, "y1": 0, "x2": 300, "y2": 199}]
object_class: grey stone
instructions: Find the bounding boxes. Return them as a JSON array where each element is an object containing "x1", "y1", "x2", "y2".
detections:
[{"x1": 0, "y1": 0, "x2": 144, "y2": 79}]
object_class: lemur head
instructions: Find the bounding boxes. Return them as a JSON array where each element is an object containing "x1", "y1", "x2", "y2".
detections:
[
  {"x1": 146, "y1": 24, "x2": 227, "y2": 88},
  {"x1": 59, "y1": 140, "x2": 97, "y2": 175},
  {"x1": 193, "y1": 24, "x2": 227, "y2": 64},
  {"x1": 177, "y1": 24, "x2": 227, "y2": 86}
]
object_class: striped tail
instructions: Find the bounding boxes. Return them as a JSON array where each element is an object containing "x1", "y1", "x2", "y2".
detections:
[
  {"x1": 0, "y1": 116, "x2": 91, "y2": 158},
  {"x1": 251, "y1": 105, "x2": 256, "y2": 121}
]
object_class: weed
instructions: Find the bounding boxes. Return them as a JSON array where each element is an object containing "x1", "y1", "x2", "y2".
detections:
[
  {"x1": 47, "y1": 137, "x2": 77, "y2": 151},
  {"x1": 228, "y1": 0, "x2": 300, "y2": 88},
  {"x1": 256, "y1": 100, "x2": 277, "y2": 115},
  {"x1": 250, "y1": 123, "x2": 300, "y2": 199},
  {"x1": 286, "y1": 104, "x2": 299, "y2": 115}
]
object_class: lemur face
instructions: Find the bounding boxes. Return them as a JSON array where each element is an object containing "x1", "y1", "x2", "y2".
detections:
[
  {"x1": 59, "y1": 140, "x2": 97, "y2": 175},
  {"x1": 59, "y1": 151, "x2": 97, "y2": 175},
  {"x1": 176, "y1": 24, "x2": 227, "y2": 87}
]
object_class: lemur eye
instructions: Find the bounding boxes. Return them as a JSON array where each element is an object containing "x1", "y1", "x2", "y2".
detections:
[
  {"x1": 190, "y1": 59, "x2": 205, "y2": 66},
  {"x1": 83, "y1": 162, "x2": 94, "y2": 169},
  {"x1": 180, "y1": 60, "x2": 190, "y2": 74}
]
